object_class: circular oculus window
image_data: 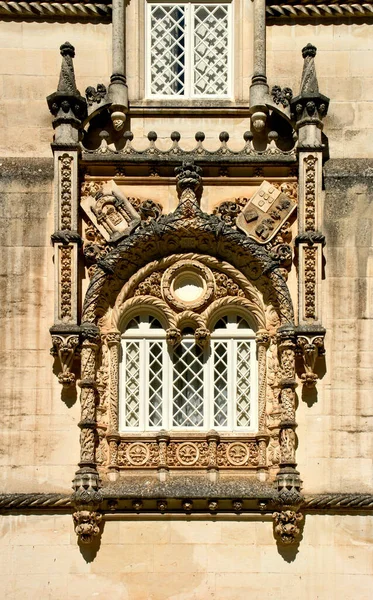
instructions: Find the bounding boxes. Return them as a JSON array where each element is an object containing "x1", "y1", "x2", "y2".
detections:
[
  {"x1": 172, "y1": 271, "x2": 205, "y2": 303},
  {"x1": 162, "y1": 260, "x2": 214, "y2": 311}
]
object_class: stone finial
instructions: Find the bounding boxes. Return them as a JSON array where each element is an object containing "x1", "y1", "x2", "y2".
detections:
[
  {"x1": 302, "y1": 42, "x2": 316, "y2": 59},
  {"x1": 57, "y1": 42, "x2": 79, "y2": 95},
  {"x1": 300, "y1": 43, "x2": 319, "y2": 95},
  {"x1": 175, "y1": 161, "x2": 203, "y2": 194},
  {"x1": 290, "y1": 43, "x2": 329, "y2": 147},
  {"x1": 47, "y1": 42, "x2": 87, "y2": 141}
]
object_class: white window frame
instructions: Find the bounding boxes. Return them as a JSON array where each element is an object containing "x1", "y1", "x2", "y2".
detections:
[
  {"x1": 145, "y1": 1, "x2": 234, "y2": 100},
  {"x1": 119, "y1": 313, "x2": 257, "y2": 433}
]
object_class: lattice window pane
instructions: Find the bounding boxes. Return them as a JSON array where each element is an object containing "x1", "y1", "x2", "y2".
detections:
[
  {"x1": 236, "y1": 341, "x2": 252, "y2": 427},
  {"x1": 124, "y1": 341, "x2": 141, "y2": 427},
  {"x1": 148, "y1": 341, "x2": 164, "y2": 427},
  {"x1": 150, "y1": 5, "x2": 186, "y2": 96},
  {"x1": 193, "y1": 5, "x2": 229, "y2": 96},
  {"x1": 172, "y1": 340, "x2": 204, "y2": 426},
  {"x1": 213, "y1": 341, "x2": 228, "y2": 426}
]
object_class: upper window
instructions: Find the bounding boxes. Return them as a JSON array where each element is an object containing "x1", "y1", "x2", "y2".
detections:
[
  {"x1": 119, "y1": 312, "x2": 257, "y2": 432},
  {"x1": 146, "y1": 2, "x2": 233, "y2": 99}
]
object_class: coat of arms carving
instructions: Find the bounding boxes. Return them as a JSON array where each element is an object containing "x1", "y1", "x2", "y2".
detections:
[
  {"x1": 81, "y1": 180, "x2": 141, "y2": 243},
  {"x1": 236, "y1": 180, "x2": 296, "y2": 243}
]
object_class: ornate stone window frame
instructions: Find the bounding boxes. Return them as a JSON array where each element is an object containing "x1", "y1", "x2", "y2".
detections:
[{"x1": 45, "y1": 40, "x2": 332, "y2": 547}]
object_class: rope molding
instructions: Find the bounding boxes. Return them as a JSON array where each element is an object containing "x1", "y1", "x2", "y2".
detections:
[
  {"x1": 266, "y1": 2, "x2": 373, "y2": 20},
  {"x1": 0, "y1": 1, "x2": 112, "y2": 22},
  {"x1": 0, "y1": 1, "x2": 372, "y2": 22},
  {"x1": 1, "y1": 492, "x2": 373, "y2": 512}
]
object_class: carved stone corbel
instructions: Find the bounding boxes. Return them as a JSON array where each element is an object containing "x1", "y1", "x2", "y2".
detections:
[
  {"x1": 296, "y1": 329, "x2": 325, "y2": 388},
  {"x1": 71, "y1": 467, "x2": 103, "y2": 544},
  {"x1": 273, "y1": 509, "x2": 303, "y2": 545},
  {"x1": 50, "y1": 327, "x2": 80, "y2": 387}
]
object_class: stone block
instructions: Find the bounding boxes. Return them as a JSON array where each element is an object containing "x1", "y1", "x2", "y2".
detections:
[
  {"x1": 154, "y1": 543, "x2": 208, "y2": 573},
  {"x1": 118, "y1": 519, "x2": 170, "y2": 545}
]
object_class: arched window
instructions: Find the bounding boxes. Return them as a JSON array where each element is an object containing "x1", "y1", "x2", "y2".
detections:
[{"x1": 119, "y1": 312, "x2": 257, "y2": 432}]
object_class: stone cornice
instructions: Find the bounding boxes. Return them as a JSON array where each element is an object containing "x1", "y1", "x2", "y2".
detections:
[
  {"x1": 0, "y1": 0, "x2": 112, "y2": 23},
  {"x1": 267, "y1": 1, "x2": 373, "y2": 21},
  {"x1": 1, "y1": 492, "x2": 373, "y2": 513},
  {"x1": 1, "y1": 1, "x2": 372, "y2": 23}
]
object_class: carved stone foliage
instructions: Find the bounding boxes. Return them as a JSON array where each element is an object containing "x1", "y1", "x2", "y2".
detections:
[
  {"x1": 82, "y1": 174, "x2": 294, "y2": 327},
  {"x1": 297, "y1": 334, "x2": 325, "y2": 388},
  {"x1": 168, "y1": 441, "x2": 209, "y2": 468},
  {"x1": 304, "y1": 155, "x2": 317, "y2": 232},
  {"x1": 304, "y1": 245, "x2": 317, "y2": 319},
  {"x1": 217, "y1": 441, "x2": 260, "y2": 468},
  {"x1": 59, "y1": 154, "x2": 73, "y2": 229},
  {"x1": 271, "y1": 85, "x2": 293, "y2": 108},
  {"x1": 85, "y1": 84, "x2": 107, "y2": 106},
  {"x1": 117, "y1": 442, "x2": 159, "y2": 468},
  {"x1": 108, "y1": 437, "x2": 264, "y2": 471},
  {"x1": 273, "y1": 510, "x2": 303, "y2": 545},
  {"x1": 59, "y1": 245, "x2": 73, "y2": 320},
  {"x1": 78, "y1": 165, "x2": 298, "y2": 484},
  {"x1": 50, "y1": 332, "x2": 80, "y2": 387}
]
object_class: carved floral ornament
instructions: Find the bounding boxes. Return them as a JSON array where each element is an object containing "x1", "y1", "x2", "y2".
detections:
[{"x1": 88, "y1": 250, "x2": 287, "y2": 476}]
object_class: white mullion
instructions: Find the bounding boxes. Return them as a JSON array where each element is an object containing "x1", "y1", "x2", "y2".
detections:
[
  {"x1": 250, "y1": 339, "x2": 257, "y2": 431},
  {"x1": 142, "y1": 338, "x2": 149, "y2": 430},
  {"x1": 205, "y1": 341, "x2": 211, "y2": 429},
  {"x1": 229, "y1": 338, "x2": 235, "y2": 430},
  {"x1": 186, "y1": 3, "x2": 192, "y2": 98},
  {"x1": 119, "y1": 340, "x2": 125, "y2": 431},
  {"x1": 168, "y1": 343, "x2": 174, "y2": 429},
  {"x1": 162, "y1": 339, "x2": 169, "y2": 429},
  {"x1": 145, "y1": 2, "x2": 152, "y2": 99},
  {"x1": 227, "y1": 2, "x2": 233, "y2": 99}
]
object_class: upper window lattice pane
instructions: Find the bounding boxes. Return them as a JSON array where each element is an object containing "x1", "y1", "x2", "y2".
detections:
[
  {"x1": 193, "y1": 5, "x2": 229, "y2": 96},
  {"x1": 148, "y1": 3, "x2": 231, "y2": 98}
]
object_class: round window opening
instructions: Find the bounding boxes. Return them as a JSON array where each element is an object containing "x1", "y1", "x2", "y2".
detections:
[
  {"x1": 162, "y1": 259, "x2": 215, "y2": 311},
  {"x1": 172, "y1": 271, "x2": 205, "y2": 304}
]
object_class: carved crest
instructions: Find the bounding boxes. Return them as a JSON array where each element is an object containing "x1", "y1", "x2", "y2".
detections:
[
  {"x1": 81, "y1": 180, "x2": 141, "y2": 243},
  {"x1": 236, "y1": 180, "x2": 296, "y2": 243}
]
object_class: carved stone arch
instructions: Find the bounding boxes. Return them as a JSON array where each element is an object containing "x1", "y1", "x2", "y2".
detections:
[
  {"x1": 113, "y1": 295, "x2": 176, "y2": 333},
  {"x1": 82, "y1": 221, "x2": 294, "y2": 328},
  {"x1": 203, "y1": 297, "x2": 265, "y2": 332}
]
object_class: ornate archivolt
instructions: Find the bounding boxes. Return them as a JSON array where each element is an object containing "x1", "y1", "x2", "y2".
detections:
[{"x1": 96, "y1": 251, "x2": 275, "y2": 476}]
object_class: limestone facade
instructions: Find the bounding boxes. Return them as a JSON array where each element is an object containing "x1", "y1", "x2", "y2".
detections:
[{"x1": 0, "y1": 2, "x2": 372, "y2": 598}]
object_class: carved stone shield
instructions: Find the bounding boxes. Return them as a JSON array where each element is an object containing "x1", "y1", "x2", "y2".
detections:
[
  {"x1": 81, "y1": 180, "x2": 140, "y2": 243},
  {"x1": 236, "y1": 180, "x2": 296, "y2": 243}
]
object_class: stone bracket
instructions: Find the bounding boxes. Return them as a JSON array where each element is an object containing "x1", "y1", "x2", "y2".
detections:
[
  {"x1": 50, "y1": 325, "x2": 81, "y2": 387},
  {"x1": 296, "y1": 327, "x2": 325, "y2": 388}
]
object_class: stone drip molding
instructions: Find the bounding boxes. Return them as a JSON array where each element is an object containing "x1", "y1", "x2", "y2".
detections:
[
  {"x1": 1, "y1": 492, "x2": 373, "y2": 512},
  {"x1": 266, "y1": 1, "x2": 373, "y2": 21},
  {"x1": 1, "y1": 1, "x2": 372, "y2": 23},
  {"x1": 0, "y1": 0, "x2": 111, "y2": 22}
]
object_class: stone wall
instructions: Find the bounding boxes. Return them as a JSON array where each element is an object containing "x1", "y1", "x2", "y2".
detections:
[
  {"x1": 0, "y1": 159, "x2": 80, "y2": 492},
  {"x1": 0, "y1": 9, "x2": 373, "y2": 600},
  {"x1": 267, "y1": 23, "x2": 373, "y2": 159},
  {"x1": 2, "y1": 19, "x2": 373, "y2": 157},
  {"x1": 1, "y1": 514, "x2": 372, "y2": 599}
]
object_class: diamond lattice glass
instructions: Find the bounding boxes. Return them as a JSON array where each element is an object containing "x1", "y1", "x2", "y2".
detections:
[
  {"x1": 148, "y1": 341, "x2": 164, "y2": 427},
  {"x1": 124, "y1": 341, "x2": 141, "y2": 427},
  {"x1": 173, "y1": 340, "x2": 204, "y2": 426},
  {"x1": 193, "y1": 5, "x2": 229, "y2": 95},
  {"x1": 213, "y1": 341, "x2": 228, "y2": 426},
  {"x1": 236, "y1": 341, "x2": 251, "y2": 427},
  {"x1": 150, "y1": 5, "x2": 186, "y2": 95}
]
